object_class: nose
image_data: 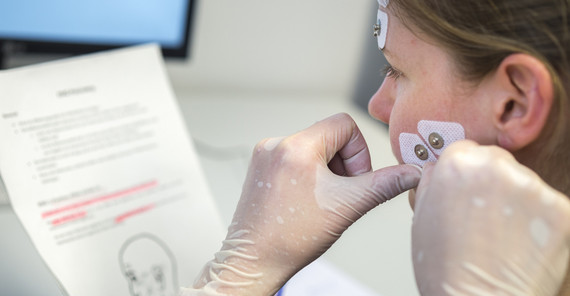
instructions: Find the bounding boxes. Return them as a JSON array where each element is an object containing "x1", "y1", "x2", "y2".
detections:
[{"x1": 368, "y1": 78, "x2": 395, "y2": 124}]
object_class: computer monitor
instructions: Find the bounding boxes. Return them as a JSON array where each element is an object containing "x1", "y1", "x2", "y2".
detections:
[{"x1": 0, "y1": 0, "x2": 195, "y2": 68}]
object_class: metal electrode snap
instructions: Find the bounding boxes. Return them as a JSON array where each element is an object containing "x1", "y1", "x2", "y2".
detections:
[
  {"x1": 373, "y1": 23, "x2": 381, "y2": 37},
  {"x1": 428, "y1": 132, "x2": 444, "y2": 149},
  {"x1": 414, "y1": 144, "x2": 429, "y2": 160}
]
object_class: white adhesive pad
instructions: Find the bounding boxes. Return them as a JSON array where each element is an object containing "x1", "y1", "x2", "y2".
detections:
[
  {"x1": 376, "y1": 9, "x2": 388, "y2": 50},
  {"x1": 399, "y1": 120, "x2": 465, "y2": 167},
  {"x1": 417, "y1": 120, "x2": 465, "y2": 156},
  {"x1": 399, "y1": 133, "x2": 437, "y2": 167}
]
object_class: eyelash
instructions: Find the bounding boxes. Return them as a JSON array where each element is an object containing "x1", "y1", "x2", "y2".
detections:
[{"x1": 382, "y1": 64, "x2": 403, "y2": 80}]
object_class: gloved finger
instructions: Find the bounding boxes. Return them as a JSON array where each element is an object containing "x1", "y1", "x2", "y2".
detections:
[
  {"x1": 410, "y1": 141, "x2": 570, "y2": 296},
  {"x1": 317, "y1": 164, "x2": 422, "y2": 225},
  {"x1": 335, "y1": 128, "x2": 372, "y2": 177},
  {"x1": 328, "y1": 153, "x2": 347, "y2": 176},
  {"x1": 413, "y1": 140, "x2": 480, "y2": 211},
  {"x1": 304, "y1": 113, "x2": 372, "y2": 177},
  {"x1": 411, "y1": 161, "x2": 435, "y2": 211},
  {"x1": 368, "y1": 164, "x2": 423, "y2": 204}
]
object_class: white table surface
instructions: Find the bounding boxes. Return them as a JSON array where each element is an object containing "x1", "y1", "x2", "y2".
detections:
[{"x1": 0, "y1": 91, "x2": 419, "y2": 296}]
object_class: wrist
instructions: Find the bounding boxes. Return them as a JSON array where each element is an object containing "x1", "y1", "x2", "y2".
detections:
[
  {"x1": 180, "y1": 231, "x2": 292, "y2": 296},
  {"x1": 180, "y1": 260, "x2": 285, "y2": 296}
]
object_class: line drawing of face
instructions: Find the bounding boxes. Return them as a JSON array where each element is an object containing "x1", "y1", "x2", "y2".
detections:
[{"x1": 119, "y1": 233, "x2": 178, "y2": 296}]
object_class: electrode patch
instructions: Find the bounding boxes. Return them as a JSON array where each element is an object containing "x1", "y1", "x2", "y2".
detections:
[
  {"x1": 375, "y1": 9, "x2": 389, "y2": 50},
  {"x1": 399, "y1": 133, "x2": 437, "y2": 167},
  {"x1": 399, "y1": 120, "x2": 465, "y2": 167},
  {"x1": 374, "y1": 0, "x2": 389, "y2": 50},
  {"x1": 417, "y1": 120, "x2": 465, "y2": 156}
]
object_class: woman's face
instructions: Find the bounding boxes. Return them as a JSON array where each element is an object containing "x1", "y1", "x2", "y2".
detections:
[
  {"x1": 369, "y1": 8, "x2": 497, "y2": 164},
  {"x1": 368, "y1": 8, "x2": 498, "y2": 206}
]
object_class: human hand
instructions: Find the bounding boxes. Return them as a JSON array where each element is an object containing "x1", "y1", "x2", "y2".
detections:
[
  {"x1": 181, "y1": 113, "x2": 422, "y2": 296},
  {"x1": 412, "y1": 140, "x2": 570, "y2": 296}
]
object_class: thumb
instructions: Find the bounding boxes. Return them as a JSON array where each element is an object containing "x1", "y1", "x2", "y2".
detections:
[
  {"x1": 324, "y1": 164, "x2": 422, "y2": 220},
  {"x1": 366, "y1": 164, "x2": 423, "y2": 204}
]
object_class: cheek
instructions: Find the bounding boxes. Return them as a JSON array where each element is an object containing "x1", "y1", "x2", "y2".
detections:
[
  {"x1": 388, "y1": 125, "x2": 404, "y2": 163},
  {"x1": 387, "y1": 101, "x2": 422, "y2": 164}
]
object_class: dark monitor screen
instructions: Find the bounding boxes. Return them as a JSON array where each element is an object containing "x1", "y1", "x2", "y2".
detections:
[{"x1": 0, "y1": 0, "x2": 195, "y2": 63}]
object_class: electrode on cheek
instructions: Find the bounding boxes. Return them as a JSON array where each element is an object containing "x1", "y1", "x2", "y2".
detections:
[
  {"x1": 399, "y1": 133, "x2": 437, "y2": 167},
  {"x1": 417, "y1": 120, "x2": 465, "y2": 156},
  {"x1": 414, "y1": 144, "x2": 429, "y2": 160},
  {"x1": 428, "y1": 133, "x2": 444, "y2": 149},
  {"x1": 399, "y1": 120, "x2": 465, "y2": 167}
]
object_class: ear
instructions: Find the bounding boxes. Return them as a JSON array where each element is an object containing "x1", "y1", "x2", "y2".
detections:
[{"x1": 492, "y1": 53, "x2": 554, "y2": 151}]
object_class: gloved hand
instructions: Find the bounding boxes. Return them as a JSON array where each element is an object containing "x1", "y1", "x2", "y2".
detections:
[
  {"x1": 180, "y1": 113, "x2": 422, "y2": 296},
  {"x1": 412, "y1": 140, "x2": 570, "y2": 295}
]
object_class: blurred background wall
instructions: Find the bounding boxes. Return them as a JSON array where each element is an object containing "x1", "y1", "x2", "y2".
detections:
[{"x1": 164, "y1": 0, "x2": 388, "y2": 107}]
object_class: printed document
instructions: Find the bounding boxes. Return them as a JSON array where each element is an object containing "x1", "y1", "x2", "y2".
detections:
[{"x1": 0, "y1": 44, "x2": 225, "y2": 296}]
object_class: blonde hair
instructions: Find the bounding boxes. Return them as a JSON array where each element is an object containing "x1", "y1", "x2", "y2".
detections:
[{"x1": 390, "y1": 0, "x2": 570, "y2": 194}]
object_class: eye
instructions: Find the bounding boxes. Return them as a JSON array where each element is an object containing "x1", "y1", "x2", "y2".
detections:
[{"x1": 382, "y1": 64, "x2": 403, "y2": 80}]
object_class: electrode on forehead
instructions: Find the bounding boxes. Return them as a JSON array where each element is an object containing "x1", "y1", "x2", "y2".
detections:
[
  {"x1": 399, "y1": 120, "x2": 465, "y2": 167},
  {"x1": 374, "y1": 0, "x2": 389, "y2": 50}
]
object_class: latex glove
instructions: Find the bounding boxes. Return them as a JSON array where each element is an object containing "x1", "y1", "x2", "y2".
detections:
[
  {"x1": 412, "y1": 140, "x2": 570, "y2": 296},
  {"x1": 180, "y1": 113, "x2": 422, "y2": 296}
]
